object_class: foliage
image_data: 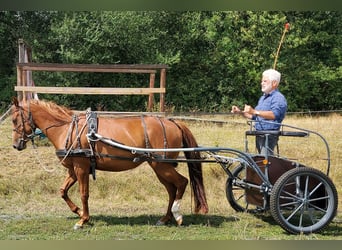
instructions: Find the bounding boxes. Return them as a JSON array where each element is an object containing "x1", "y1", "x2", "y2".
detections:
[
  {"x1": 0, "y1": 11, "x2": 55, "y2": 112},
  {"x1": 0, "y1": 11, "x2": 341, "y2": 112},
  {"x1": 281, "y1": 12, "x2": 342, "y2": 111}
]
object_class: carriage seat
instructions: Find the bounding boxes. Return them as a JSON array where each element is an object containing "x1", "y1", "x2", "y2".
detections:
[{"x1": 245, "y1": 130, "x2": 309, "y2": 137}]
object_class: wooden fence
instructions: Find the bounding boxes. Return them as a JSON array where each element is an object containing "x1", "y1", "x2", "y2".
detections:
[{"x1": 15, "y1": 39, "x2": 168, "y2": 112}]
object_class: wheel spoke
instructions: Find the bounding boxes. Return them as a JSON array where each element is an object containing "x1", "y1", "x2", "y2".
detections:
[
  {"x1": 308, "y1": 195, "x2": 330, "y2": 203},
  {"x1": 279, "y1": 176, "x2": 320, "y2": 228},
  {"x1": 280, "y1": 190, "x2": 301, "y2": 201},
  {"x1": 308, "y1": 182, "x2": 323, "y2": 197},
  {"x1": 235, "y1": 193, "x2": 245, "y2": 203},
  {"x1": 304, "y1": 175, "x2": 309, "y2": 198},
  {"x1": 307, "y1": 201, "x2": 328, "y2": 213},
  {"x1": 298, "y1": 206, "x2": 304, "y2": 228},
  {"x1": 245, "y1": 203, "x2": 250, "y2": 210},
  {"x1": 279, "y1": 200, "x2": 299, "y2": 208},
  {"x1": 284, "y1": 202, "x2": 304, "y2": 222}
]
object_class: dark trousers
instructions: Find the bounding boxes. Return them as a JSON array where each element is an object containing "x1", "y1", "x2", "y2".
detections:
[{"x1": 256, "y1": 134, "x2": 279, "y2": 156}]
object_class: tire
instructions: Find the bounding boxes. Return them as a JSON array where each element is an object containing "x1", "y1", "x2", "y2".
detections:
[
  {"x1": 226, "y1": 164, "x2": 264, "y2": 213},
  {"x1": 270, "y1": 167, "x2": 338, "y2": 234}
]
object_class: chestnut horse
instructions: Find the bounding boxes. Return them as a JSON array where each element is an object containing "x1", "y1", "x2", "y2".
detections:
[{"x1": 11, "y1": 97, "x2": 208, "y2": 229}]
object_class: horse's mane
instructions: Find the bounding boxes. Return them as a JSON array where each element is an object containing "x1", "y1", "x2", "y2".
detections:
[{"x1": 30, "y1": 99, "x2": 74, "y2": 122}]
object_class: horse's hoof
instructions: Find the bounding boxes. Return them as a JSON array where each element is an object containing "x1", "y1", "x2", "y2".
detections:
[
  {"x1": 155, "y1": 220, "x2": 166, "y2": 226},
  {"x1": 73, "y1": 223, "x2": 83, "y2": 230},
  {"x1": 175, "y1": 215, "x2": 183, "y2": 226}
]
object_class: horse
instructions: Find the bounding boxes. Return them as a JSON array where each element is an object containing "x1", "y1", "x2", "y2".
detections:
[{"x1": 11, "y1": 97, "x2": 208, "y2": 229}]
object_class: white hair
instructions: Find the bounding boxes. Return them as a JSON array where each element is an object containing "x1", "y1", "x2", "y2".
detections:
[{"x1": 262, "y1": 69, "x2": 281, "y2": 83}]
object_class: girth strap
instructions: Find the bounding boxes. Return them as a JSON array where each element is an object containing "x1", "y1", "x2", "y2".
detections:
[
  {"x1": 156, "y1": 117, "x2": 168, "y2": 158},
  {"x1": 141, "y1": 116, "x2": 169, "y2": 158},
  {"x1": 141, "y1": 115, "x2": 151, "y2": 149},
  {"x1": 56, "y1": 149, "x2": 93, "y2": 158}
]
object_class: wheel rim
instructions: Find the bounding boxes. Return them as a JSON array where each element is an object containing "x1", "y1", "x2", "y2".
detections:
[{"x1": 271, "y1": 168, "x2": 337, "y2": 234}]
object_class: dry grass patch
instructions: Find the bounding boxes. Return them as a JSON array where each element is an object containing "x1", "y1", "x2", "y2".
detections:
[{"x1": 0, "y1": 114, "x2": 341, "y2": 239}]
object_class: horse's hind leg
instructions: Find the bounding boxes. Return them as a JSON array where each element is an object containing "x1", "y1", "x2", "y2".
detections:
[
  {"x1": 60, "y1": 168, "x2": 82, "y2": 217},
  {"x1": 152, "y1": 163, "x2": 188, "y2": 226}
]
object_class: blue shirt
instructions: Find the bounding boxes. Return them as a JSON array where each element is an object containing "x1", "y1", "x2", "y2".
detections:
[{"x1": 253, "y1": 89, "x2": 287, "y2": 130}]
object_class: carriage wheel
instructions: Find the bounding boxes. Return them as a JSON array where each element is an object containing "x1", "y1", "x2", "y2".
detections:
[
  {"x1": 270, "y1": 167, "x2": 338, "y2": 234},
  {"x1": 225, "y1": 164, "x2": 264, "y2": 213}
]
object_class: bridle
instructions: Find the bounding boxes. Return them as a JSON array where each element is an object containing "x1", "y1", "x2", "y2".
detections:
[{"x1": 12, "y1": 104, "x2": 36, "y2": 147}]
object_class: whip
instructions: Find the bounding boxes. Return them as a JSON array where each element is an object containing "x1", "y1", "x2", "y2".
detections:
[{"x1": 273, "y1": 22, "x2": 290, "y2": 69}]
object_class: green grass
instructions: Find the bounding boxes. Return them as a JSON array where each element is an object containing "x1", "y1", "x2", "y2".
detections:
[
  {"x1": 0, "y1": 114, "x2": 342, "y2": 239},
  {"x1": 1, "y1": 213, "x2": 341, "y2": 240}
]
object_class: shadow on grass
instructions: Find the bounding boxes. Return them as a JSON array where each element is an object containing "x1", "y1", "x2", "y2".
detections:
[
  {"x1": 254, "y1": 212, "x2": 342, "y2": 236},
  {"x1": 67, "y1": 214, "x2": 239, "y2": 228},
  {"x1": 65, "y1": 211, "x2": 342, "y2": 236},
  {"x1": 318, "y1": 217, "x2": 342, "y2": 237}
]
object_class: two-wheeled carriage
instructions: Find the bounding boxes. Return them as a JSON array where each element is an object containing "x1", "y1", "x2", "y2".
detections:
[{"x1": 224, "y1": 121, "x2": 338, "y2": 234}]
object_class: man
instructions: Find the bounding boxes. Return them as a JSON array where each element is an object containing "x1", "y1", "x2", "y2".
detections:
[{"x1": 231, "y1": 69, "x2": 287, "y2": 155}]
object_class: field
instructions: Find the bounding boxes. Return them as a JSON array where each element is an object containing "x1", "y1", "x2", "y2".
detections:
[{"x1": 0, "y1": 113, "x2": 341, "y2": 240}]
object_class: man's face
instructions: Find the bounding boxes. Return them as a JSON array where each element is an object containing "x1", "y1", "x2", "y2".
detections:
[{"x1": 261, "y1": 76, "x2": 274, "y2": 94}]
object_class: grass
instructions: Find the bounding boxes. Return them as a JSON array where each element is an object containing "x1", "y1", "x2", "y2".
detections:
[{"x1": 0, "y1": 113, "x2": 342, "y2": 239}]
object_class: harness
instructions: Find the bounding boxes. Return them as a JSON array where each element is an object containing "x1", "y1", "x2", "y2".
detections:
[
  {"x1": 87, "y1": 111, "x2": 98, "y2": 180},
  {"x1": 13, "y1": 103, "x2": 172, "y2": 180},
  {"x1": 55, "y1": 112, "x2": 170, "y2": 181},
  {"x1": 55, "y1": 111, "x2": 97, "y2": 179}
]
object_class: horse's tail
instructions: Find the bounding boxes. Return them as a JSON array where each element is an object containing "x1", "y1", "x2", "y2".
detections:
[{"x1": 173, "y1": 120, "x2": 208, "y2": 214}]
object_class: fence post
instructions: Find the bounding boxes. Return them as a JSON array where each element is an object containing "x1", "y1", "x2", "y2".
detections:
[
  {"x1": 17, "y1": 39, "x2": 33, "y2": 102},
  {"x1": 148, "y1": 73, "x2": 156, "y2": 111},
  {"x1": 160, "y1": 68, "x2": 166, "y2": 112},
  {"x1": 17, "y1": 39, "x2": 25, "y2": 101}
]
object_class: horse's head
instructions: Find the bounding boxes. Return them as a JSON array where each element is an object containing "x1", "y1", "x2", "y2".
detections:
[{"x1": 11, "y1": 97, "x2": 36, "y2": 151}]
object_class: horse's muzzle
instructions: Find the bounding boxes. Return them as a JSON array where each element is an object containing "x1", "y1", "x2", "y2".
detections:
[{"x1": 13, "y1": 139, "x2": 27, "y2": 151}]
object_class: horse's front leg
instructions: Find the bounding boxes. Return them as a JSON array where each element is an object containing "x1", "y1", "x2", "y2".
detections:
[
  {"x1": 60, "y1": 168, "x2": 83, "y2": 217},
  {"x1": 73, "y1": 164, "x2": 90, "y2": 230}
]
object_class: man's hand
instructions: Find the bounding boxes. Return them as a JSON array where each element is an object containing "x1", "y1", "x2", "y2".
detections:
[
  {"x1": 240, "y1": 104, "x2": 254, "y2": 119},
  {"x1": 231, "y1": 105, "x2": 242, "y2": 114},
  {"x1": 243, "y1": 105, "x2": 255, "y2": 115},
  {"x1": 231, "y1": 105, "x2": 253, "y2": 119}
]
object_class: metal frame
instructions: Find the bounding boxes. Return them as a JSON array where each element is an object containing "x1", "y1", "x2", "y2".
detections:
[{"x1": 244, "y1": 121, "x2": 331, "y2": 176}]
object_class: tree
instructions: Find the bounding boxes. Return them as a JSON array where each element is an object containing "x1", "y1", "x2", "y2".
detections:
[
  {"x1": 280, "y1": 11, "x2": 342, "y2": 111},
  {"x1": 1, "y1": 11, "x2": 341, "y2": 112},
  {"x1": 0, "y1": 11, "x2": 55, "y2": 111},
  {"x1": 31, "y1": 11, "x2": 168, "y2": 110}
]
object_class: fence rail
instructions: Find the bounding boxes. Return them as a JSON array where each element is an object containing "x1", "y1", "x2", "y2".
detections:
[
  {"x1": 16, "y1": 62, "x2": 166, "y2": 73},
  {"x1": 14, "y1": 86, "x2": 166, "y2": 95},
  {"x1": 15, "y1": 39, "x2": 168, "y2": 112}
]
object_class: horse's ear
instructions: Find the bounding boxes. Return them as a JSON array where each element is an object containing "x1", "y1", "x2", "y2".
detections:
[{"x1": 12, "y1": 96, "x2": 19, "y2": 107}]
